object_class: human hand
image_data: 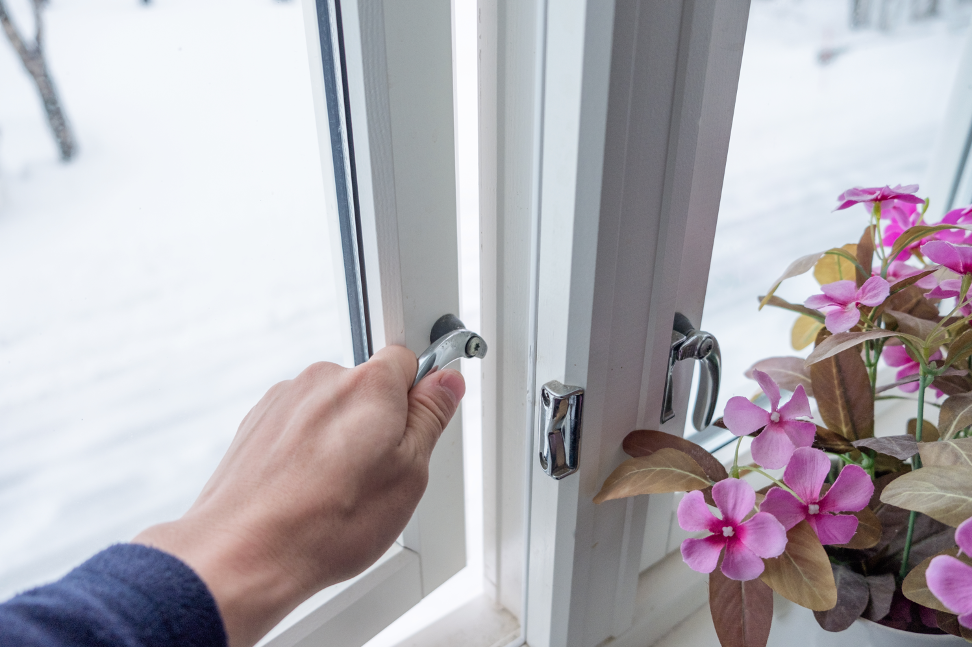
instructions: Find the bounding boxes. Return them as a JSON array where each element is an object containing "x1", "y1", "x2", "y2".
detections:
[{"x1": 133, "y1": 346, "x2": 465, "y2": 647}]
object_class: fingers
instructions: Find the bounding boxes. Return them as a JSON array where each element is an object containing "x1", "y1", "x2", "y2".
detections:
[
  {"x1": 406, "y1": 368, "x2": 464, "y2": 457},
  {"x1": 369, "y1": 344, "x2": 419, "y2": 391}
]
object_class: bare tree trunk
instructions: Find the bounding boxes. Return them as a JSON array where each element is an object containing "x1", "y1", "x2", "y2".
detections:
[{"x1": 0, "y1": 0, "x2": 76, "y2": 161}]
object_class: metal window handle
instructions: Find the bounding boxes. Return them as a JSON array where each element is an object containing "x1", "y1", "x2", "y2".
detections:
[
  {"x1": 411, "y1": 314, "x2": 487, "y2": 389},
  {"x1": 661, "y1": 313, "x2": 721, "y2": 431},
  {"x1": 538, "y1": 381, "x2": 584, "y2": 480}
]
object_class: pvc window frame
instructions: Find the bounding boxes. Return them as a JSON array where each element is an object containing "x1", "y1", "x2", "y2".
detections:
[{"x1": 257, "y1": 0, "x2": 467, "y2": 644}]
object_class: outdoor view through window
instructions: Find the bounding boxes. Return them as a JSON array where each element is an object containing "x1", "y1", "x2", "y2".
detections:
[
  {"x1": 701, "y1": 0, "x2": 972, "y2": 422},
  {"x1": 0, "y1": 0, "x2": 352, "y2": 598}
]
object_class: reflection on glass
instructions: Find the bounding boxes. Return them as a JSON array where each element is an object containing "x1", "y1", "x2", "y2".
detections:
[
  {"x1": 702, "y1": 0, "x2": 971, "y2": 418},
  {"x1": 0, "y1": 0, "x2": 349, "y2": 597}
]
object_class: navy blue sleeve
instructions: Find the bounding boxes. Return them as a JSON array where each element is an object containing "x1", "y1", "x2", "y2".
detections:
[{"x1": 0, "y1": 543, "x2": 227, "y2": 647}]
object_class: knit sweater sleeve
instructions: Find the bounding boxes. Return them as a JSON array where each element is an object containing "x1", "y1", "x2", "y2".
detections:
[{"x1": 0, "y1": 544, "x2": 227, "y2": 647}]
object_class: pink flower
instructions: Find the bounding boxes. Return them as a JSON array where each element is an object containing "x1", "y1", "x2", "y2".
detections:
[
  {"x1": 882, "y1": 345, "x2": 944, "y2": 396},
  {"x1": 927, "y1": 517, "x2": 972, "y2": 628},
  {"x1": 921, "y1": 240, "x2": 972, "y2": 275},
  {"x1": 884, "y1": 261, "x2": 938, "y2": 290},
  {"x1": 804, "y1": 276, "x2": 890, "y2": 333},
  {"x1": 882, "y1": 202, "x2": 924, "y2": 259},
  {"x1": 759, "y1": 448, "x2": 874, "y2": 545},
  {"x1": 834, "y1": 184, "x2": 924, "y2": 213},
  {"x1": 723, "y1": 370, "x2": 816, "y2": 469},
  {"x1": 678, "y1": 478, "x2": 787, "y2": 581},
  {"x1": 926, "y1": 279, "x2": 972, "y2": 317},
  {"x1": 936, "y1": 205, "x2": 972, "y2": 246}
]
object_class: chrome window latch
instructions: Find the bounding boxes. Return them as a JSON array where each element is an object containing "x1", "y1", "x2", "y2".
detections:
[
  {"x1": 411, "y1": 314, "x2": 487, "y2": 389},
  {"x1": 661, "y1": 313, "x2": 721, "y2": 431},
  {"x1": 538, "y1": 381, "x2": 585, "y2": 480}
]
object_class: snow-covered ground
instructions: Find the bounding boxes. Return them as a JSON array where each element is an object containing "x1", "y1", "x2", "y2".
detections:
[{"x1": 701, "y1": 0, "x2": 972, "y2": 418}]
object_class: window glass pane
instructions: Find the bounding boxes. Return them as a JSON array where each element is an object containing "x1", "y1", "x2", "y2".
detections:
[
  {"x1": 0, "y1": 0, "x2": 352, "y2": 597},
  {"x1": 702, "y1": 0, "x2": 971, "y2": 416}
]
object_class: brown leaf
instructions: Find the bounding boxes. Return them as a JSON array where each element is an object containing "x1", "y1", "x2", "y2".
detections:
[
  {"x1": 947, "y1": 329, "x2": 972, "y2": 369},
  {"x1": 852, "y1": 435, "x2": 919, "y2": 460},
  {"x1": 884, "y1": 310, "x2": 944, "y2": 344},
  {"x1": 935, "y1": 610, "x2": 972, "y2": 640},
  {"x1": 759, "y1": 251, "x2": 827, "y2": 310},
  {"x1": 934, "y1": 373, "x2": 972, "y2": 396},
  {"x1": 887, "y1": 224, "x2": 966, "y2": 263},
  {"x1": 919, "y1": 437, "x2": 972, "y2": 469},
  {"x1": 940, "y1": 394, "x2": 972, "y2": 440},
  {"x1": 760, "y1": 521, "x2": 838, "y2": 611},
  {"x1": 745, "y1": 356, "x2": 813, "y2": 397},
  {"x1": 856, "y1": 227, "x2": 875, "y2": 288},
  {"x1": 792, "y1": 315, "x2": 824, "y2": 352},
  {"x1": 903, "y1": 548, "x2": 970, "y2": 613},
  {"x1": 813, "y1": 426, "x2": 856, "y2": 453},
  {"x1": 908, "y1": 418, "x2": 940, "y2": 443},
  {"x1": 708, "y1": 568, "x2": 773, "y2": 647},
  {"x1": 814, "y1": 244, "x2": 859, "y2": 285},
  {"x1": 863, "y1": 573, "x2": 895, "y2": 621},
  {"x1": 593, "y1": 448, "x2": 710, "y2": 504},
  {"x1": 621, "y1": 429, "x2": 729, "y2": 482},
  {"x1": 884, "y1": 285, "x2": 941, "y2": 320},
  {"x1": 810, "y1": 347, "x2": 874, "y2": 441},
  {"x1": 836, "y1": 506, "x2": 882, "y2": 550},
  {"x1": 890, "y1": 269, "x2": 939, "y2": 295},
  {"x1": 813, "y1": 564, "x2": 869, "y2": 632},
  {"x1": 805, "y1": 330, "x2": 899, "y2": 365},
  {"x1": 758, "y1": 295, "x2": 825, "y2": 321},
  {"x1": 880, "y1": 466, "x2": 972, "y2": 527}
]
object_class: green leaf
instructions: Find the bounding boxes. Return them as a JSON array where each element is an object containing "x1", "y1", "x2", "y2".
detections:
[
  {"x1": 761, "y1": 521, "x2": 838, "y2": 611},
  {"x1": 622, "y1": 429, "x2": 728, "y2": 482},
  {"x1": 805, "y1": 330, "x2": 899, "y2": 365},
  {"x1": 593, "y1": 448, "x2": 711, "y2": 503},
  {"x1": 757, "y1": 295, "x2": 825, "y2": 321},
  {"x1": 938, "y1": 393, "x2": 972, "y2": 440},
  {"x1": 759, "y1": 251, "x2": 827, "y2": 310},
  {"x1": 886, "y1": 224, "x2": 972, "y2": 266},
  {"x1": 810, "y1": 346, "x2": 874, "y2": 440},
  {"x1": 708, "y1": 568, "x2": 773, "y2": 647},
  {"x1": 880, "y1": 466, "x2": 972, "y2": 527}
]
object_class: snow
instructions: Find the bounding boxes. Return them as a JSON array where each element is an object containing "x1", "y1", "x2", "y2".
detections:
[
  {"x1": 700, "y1": 0, "x2": 972, "y2": 423},
  {"x1": 0, "y1": 0, "x2": 348, "y2": 598}
]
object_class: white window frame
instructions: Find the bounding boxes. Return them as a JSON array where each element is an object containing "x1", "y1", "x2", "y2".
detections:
[{"x1": 258, "y1": 0, "x2": 467, "y2": 644}]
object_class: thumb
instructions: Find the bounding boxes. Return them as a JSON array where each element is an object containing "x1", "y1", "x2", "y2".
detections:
[{"x1": 406, "y1": 368, "x2": 465, "y2": 457}]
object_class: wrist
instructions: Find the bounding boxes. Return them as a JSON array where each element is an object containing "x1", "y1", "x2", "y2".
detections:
[{"x1": 133, "y1": 515, "x2": 306, "y2": 647}]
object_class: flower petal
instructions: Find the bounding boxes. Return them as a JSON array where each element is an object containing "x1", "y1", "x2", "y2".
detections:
[
  {"x1": 737, "y1": 511, "x2": 787, "y2": 558},
  {"x1": 956, "y1": 517, "x2": 972, "y2": 556},
  {"x1": 923, "y1": 240, "x2": 972, "y2": 275},
  {"x1": 752, "y1": 369, "x2": 781, "y2": 411},
  {"x1": 750, "y1": 427, "x2": 796, "y2": 470},
  {"x1": 807, "y1": 512, "x2": 859, "y2": 545},
  {"x1": 820, "y1": 280, "x2": 859, "y2": 305},
  {"x1": 927, "y1": 555, "x2": 972, "y2": 616},
  {"x1": 779, "y1": 419, "x2": 816, "y2": 450},
  {"x1": 680, "y1": 536, "x2": 724, "y2": 575},
  {"x1": 805, "y1": 294, "x2": 837, "y2": 309},
  {"x1": 782, "y1": 447, "x2": 830, "y2": 503},
  {"x1": 856, "y1": 276, "x2": 890, "y2": 307},
  {"x1": 712, "y1": 478, "x2": 757, "y2": 525},
  {"x1": 778, "y1": 384, "x2": 812, "y2": 420},
  {"x1": 960, "y1": 612, "x2": 972, "y2": 630},
  {"x1": 824, "y1": 304, "x2": 861, "y2": 334},
  {"x1": 882, "y1": 345, "x2": 914, "y2": 368},
  {"x1": 677, "y1": 490, "x2": 718, "y2": 533},
  {"x1": 723, "y1": 396, "x2": 770, "y2": 436},
  {"x1": 759, "y1": 487, "x2": 806, "y2": 531},
  {"x1": 819, "y1": 464, "x2": 873, "y2": 513},
  {"x1": 721, "y1": 539, "x2": 766, "y2": 581}
]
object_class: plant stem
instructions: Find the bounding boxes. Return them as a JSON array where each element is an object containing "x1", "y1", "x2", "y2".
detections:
[
  {"x1": 731, "y1": 437, "x2": 742, "y2": 479},
  {"x1": 899, "y1": 372, "x2": 931, "y2": 580},
  {"x1": 738, "y1": 466, "x2": 802, "y2": 501}
]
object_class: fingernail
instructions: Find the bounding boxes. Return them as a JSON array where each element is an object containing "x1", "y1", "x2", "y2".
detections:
[{"x1": 438, "y1": 369, "x2": 465, "y2": 407}]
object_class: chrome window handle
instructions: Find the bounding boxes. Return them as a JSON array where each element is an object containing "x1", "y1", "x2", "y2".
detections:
[{"x1": 661, "y1": 313, "x2": 721, "y2": 431}]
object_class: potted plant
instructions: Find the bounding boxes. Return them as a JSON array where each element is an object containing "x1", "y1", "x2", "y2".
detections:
[{"x1": 595, "y1": 185, "x2": 972, "y2": 646}]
